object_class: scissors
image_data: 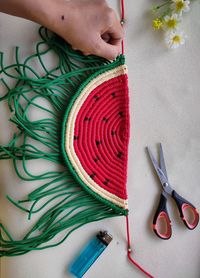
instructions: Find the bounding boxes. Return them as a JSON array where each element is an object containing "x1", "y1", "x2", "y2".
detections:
[{"x1": 147, "y1": 143, "x2": 199, "y2": 240}]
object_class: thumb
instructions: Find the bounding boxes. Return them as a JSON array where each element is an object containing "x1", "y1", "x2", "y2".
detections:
[{"x1": 93, "y1": 36, "x2": 122, "y2": 60}]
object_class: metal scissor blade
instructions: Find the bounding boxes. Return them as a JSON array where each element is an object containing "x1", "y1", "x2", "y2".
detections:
[
  {"x1": 159, "y1": 143, "x2": 168, "y2": 180},
  {"x1": 146, "y1": 147, "x2": 168, "y2": 186}
]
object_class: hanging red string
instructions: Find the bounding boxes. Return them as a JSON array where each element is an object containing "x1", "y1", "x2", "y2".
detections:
[
  {"x1": 120, "y1": 0, "x2": 125, "y2": 54},
  {"x1": 120, "y1": 0, "x2": 154, "y2": 277},
  {"x1": 126, "y1": 216, "x2": 154, "y2": 278}
]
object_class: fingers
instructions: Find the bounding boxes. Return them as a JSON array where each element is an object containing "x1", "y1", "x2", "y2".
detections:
[
  {"x1": 105, "y1": 20, "x2": 124, "y2": 44},
  {"x1": 81, "y1": 7, "x2": 124, "y2": 60},
  {"x1": 101, "y1": 32, "x2": 122, "y2": 47},
  {"x1": 106, "y1": 25, "x2": 124, "y2": 47},
  {"x1": 101, "y1": 33, "x2": 110, "y2": 43},
  {"x1": 83, "y1": 52, "x2": 91, "y2": 56},
  {"x1": 98, "y1": 11, "x2": 124, "y2": 59},
  {"x1": 70, "y1": 6, "x2": 124, "y2": 60},
  {"x1": 72, "y1": 34, "x2": 122, "y2": 60},
  {"x1": 93, "y1": 36, "x2": 121, "y2": 60},
  {"x1": 74, "y1": 34, "x2": 122, "y2": 60},
  {"x1": 95, "y1": 22, "x2": 124, "y2": 60}
]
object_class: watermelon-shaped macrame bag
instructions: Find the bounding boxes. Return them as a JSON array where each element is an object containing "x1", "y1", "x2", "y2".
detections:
[{"x1": 62, "y1": 57, "x2": 129, "y2": 213}]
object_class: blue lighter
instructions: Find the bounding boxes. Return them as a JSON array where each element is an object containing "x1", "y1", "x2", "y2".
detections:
[{"x1": 68, "y1": 231, "x2": 113, "y2": 278}]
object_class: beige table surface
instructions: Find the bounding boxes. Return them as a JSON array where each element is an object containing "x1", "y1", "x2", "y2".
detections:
[{"x1": 0, "y1": 1, "x2": 200, "y2": 277}]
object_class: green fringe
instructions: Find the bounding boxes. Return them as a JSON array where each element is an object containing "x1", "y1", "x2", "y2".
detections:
[{"x1": 0, "y1": 27, "x2": 126, "y2": 257}]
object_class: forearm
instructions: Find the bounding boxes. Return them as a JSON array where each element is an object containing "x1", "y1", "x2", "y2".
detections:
[{"x1": 0, "y1": 0, "x2": 56, "y2": 27}]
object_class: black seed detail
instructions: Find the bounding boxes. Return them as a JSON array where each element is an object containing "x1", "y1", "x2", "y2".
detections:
[
  {"x1": 61, "y1": 15, "x2": 65, "y2": 20},
  {"x1": 111, "y1": 130, "x2": 116, "y2": 136},
  {"x1": 96, "y1": 140, "x2": 102, "y2": 146},
  {"x1": 90, "y1": 172, "x2": 96, "y2": 179},
  {"x1": 117, "y1": 151, "x2": 123, "y2": 158},
  {"x1": 103, "y1": 178, "x2": 110, "y2": 185},
  {"x1": 74, "y1": 135, "x2": 79, "y2": 140},
  {"x1": 84, "y1": 117, "x2": 91, "y2": 121},
  {"x1": 118, "y1": 111, "x2": 123, "y2": 117},
  {"x1": 111, "y1": 92, "x2": 116, "y2": 98},
  {"x1": 94, "y1": 156, "x2": 99, "y2": 162},
  {"x1": 102, "y1": 117, "x2": 108, "y2": 123},
  {"x1": 94, "y1": 95, "x2": 100, "y2": 101}
]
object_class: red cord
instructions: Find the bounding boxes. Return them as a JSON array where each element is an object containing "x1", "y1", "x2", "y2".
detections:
[
  {"x1": 121, "y1": 0, "x2": 125, "y2": 21},
  {"x1": 120, "y1": 0, "x2": 125, "y2": 54},
  {"x1": 121, "y1": 2, "x2": 154, "y2": 276},
  {"x1": 126, "y1": 216, "x2": 154, "y2": 278}
]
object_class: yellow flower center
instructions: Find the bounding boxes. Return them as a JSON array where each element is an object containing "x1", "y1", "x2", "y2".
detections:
[
  {"x1": 176, "y1": 1, "x2": 185, "y2": 12},
  {"x1": 167, "y1": 19, "x2": 177, "y2": 29},
  {"x1": 152, "y1": 18, "x2": 163, "y2": 30},
  {"x1": 172, "y1": 35, "x2": 181, "y2": 44}
]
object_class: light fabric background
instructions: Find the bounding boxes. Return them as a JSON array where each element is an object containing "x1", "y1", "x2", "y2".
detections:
[{"x1": 0, "y1": 1, "x2": 200, "y2": 277}]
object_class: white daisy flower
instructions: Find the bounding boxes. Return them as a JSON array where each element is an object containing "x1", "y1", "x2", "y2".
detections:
[
  {"x1": 165, "y1": 30, "x2": 187, "y2": 49},
  {"x1": 163, "y1": 14, "x2": 181, "y2": 31},
  {"x1": 171, "y1": 0, "x2": 190, "y2": 16}
]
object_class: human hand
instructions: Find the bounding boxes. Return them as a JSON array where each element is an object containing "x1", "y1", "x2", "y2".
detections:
[
  {"x1": 48, "y1": 0, "x2": 124, "y2": 60},
  {"x1": 0, "y1": 0, "x2": 123, "y2": 60}
]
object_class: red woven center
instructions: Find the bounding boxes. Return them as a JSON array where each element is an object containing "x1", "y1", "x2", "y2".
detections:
[{"x1": 73, "y1": 74, "x2": 129, "y2": 200}]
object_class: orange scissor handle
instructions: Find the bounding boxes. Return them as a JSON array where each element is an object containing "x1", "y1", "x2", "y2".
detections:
[
  {"x1": 153, "y1": 193, "x2": 172, "y2": 240},
  {"x1": 172, "y1": 190, "x2": 199, "y2": 230}
]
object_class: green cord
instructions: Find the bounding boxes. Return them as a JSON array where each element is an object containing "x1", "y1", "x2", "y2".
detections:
[{"x1": 0, "y1": 26, "x2": 127, "y2": 257}]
